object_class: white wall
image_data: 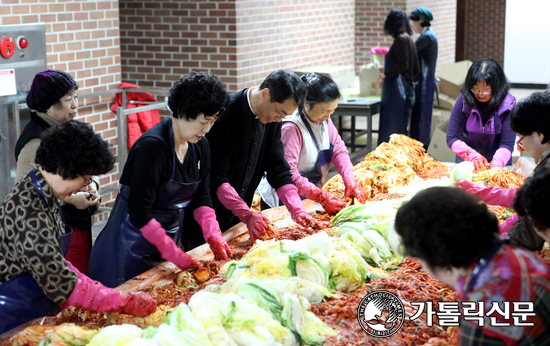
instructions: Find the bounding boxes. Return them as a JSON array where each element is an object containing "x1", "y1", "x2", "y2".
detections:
[{"x1": 504, "y1": 0, "x2": 550, "y2": 85}]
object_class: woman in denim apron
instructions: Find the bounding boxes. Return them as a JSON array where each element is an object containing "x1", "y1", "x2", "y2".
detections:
[
  {"x1": 446, "y1": 59, "x2": 516, "y2": 171},
  {"x1": 89, "y1": 73, "x2": 232, "y2": 288},
  {"x1": 258, "y1": 73, "x2": 366, "y2": 214},
  {"x1": 0, "y1": 121, "x2": 155, "y2": 334}
]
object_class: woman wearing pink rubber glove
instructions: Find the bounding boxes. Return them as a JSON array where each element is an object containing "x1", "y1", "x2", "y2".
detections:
[
  {"x1": 258, "y1": 73, "x2": 366, "y2": 215},
  {"x1": 446, "y1": 59, "x2": 516, "y2": 171},
  {"x1": 456, "y1": 91, "x2": 550, "y2": 251},
  {"x1": 0, "y1": 121, "x2": 156, "y2": 334},
  {"x1": 89, "y1": 73, "x2": 232, "y2": 288}
]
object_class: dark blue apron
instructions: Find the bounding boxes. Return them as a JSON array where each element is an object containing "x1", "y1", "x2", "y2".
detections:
[
  {"x1": 0, "y1": 170, "x2": 73, "y2": 334},
  {"x1": 88, "y1": 121, "x2": 201, "y2": 288},
  {"x1": 455, "y1": 109, "x2": 511, "y2": 165},
  {"x1": 377, "y1": 53, "x2": 415, "y2": 145},
  {"x1": 410, "y1": 54, "x2": 436, "y2": 149},
  {"x1": 299, "y1": 112, "x2": 334, "y2": 187}
]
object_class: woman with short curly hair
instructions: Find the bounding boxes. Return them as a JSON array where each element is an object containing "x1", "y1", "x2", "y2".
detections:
[
  {"x1": 0, "y1": 121, "x2": 156, "y2": 333},
  {"x1": 89, "y1": 72, "x2": 231, "y2": 288}
]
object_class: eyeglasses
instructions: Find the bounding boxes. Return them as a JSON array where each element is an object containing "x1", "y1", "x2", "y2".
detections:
[
  {"x1": 517, "y1": 135, "x2": 527, "y2": 149},
  {"x1": 81, "y1": 176, "x2": 93, "y2": 187},
  {"x1": 471, "y1": 89, "x2": 492, "y2": 96}
]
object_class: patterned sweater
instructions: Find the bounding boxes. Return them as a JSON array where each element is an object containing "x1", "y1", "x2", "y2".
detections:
[{"x1": 0, "y1": 168, "x2": 77, "y2": 303}]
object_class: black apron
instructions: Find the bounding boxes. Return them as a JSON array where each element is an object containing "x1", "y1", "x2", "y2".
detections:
[
  {"x1": 410, "y1": 54, "x2": 436, "y2": 148},
  {"x1": 0, "y1": 170, "x2": 73, "y2": 334},
  {"x1": 88, "y1": 123, "x2": 201, "y2": 288},
  {"x1": 378, "y1": 53, "x2": 415, "y2": 145}
]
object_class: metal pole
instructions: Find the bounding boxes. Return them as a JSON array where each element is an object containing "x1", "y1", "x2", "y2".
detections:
[{"x1": 116, "y1": 106, "x2": 128, "y2": 171}]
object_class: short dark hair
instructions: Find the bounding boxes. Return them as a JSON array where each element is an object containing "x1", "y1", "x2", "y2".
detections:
[
  {"x1": 36, "y1": 121, "x2": 115, "y2": 179},
  {"x1": 384, "y1": 9, "x2": 412, "y2": 37},
  {"x1": 461, "y1": 59, "x2": 510, "y2": 110},
  {"x1": 395, "y1": 186, "x2": 499, "y2": 269},
  {"x1": 300, "y1": 73, "x2": 341, "y2": 110},
  {"x1": 510, "y1": 91, "x2": 550, "y2": 144},
  {"x1": 514, "y1": 168, "x2": 550, "y2": 231},
  {"x1": 259, "y1": 70, "x2": 307, "y2": 113},
  {"x1": 51, "y1": 85, "x2": 79, "y2": 110},
  {"x1": 168, "y1": 71, "x2": 229, "y2": 120}
]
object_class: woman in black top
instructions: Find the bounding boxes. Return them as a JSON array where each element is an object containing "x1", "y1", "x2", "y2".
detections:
[
  {"x1": 376, "y1": 9, "x2": 420, "y2": 145},
  {"x1": 409, "y1": 7, "x2": 438, "y2": 148},
  {"x1": 89, "y1": 72, "x2": 232, "y2": 288}
]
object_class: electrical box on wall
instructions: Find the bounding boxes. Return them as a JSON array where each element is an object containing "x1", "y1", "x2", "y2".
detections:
[{"x1": 0, "y1": 23, "x2": 47, "y2": 201}]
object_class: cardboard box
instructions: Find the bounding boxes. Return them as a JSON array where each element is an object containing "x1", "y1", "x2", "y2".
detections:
[
  {"x1": 359, "y1": 64, "x2": 382, "y2": 96},
  {"x1": 293, "y1": 65, "x2": 355, "y2": 90},
  {"x1": 438, "y1": 60, "x2": 472, "y2": 99},
  {"x1": 434, "y1": 92, "x2": 457, "y2": 111},
  {"x1": 427, "y1": 120, "x2": 456, "y2": 163},
  {"x1": 431, "y1": 108, "x2": 451, "y2": 137}
]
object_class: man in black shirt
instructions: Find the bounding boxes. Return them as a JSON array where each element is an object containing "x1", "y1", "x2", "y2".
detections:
[{"x1": 207, "y1": 70, "x2": 317, "y2": 240}]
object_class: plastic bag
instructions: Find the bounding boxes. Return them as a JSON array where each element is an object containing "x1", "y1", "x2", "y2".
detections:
[{"x1": 511, "y1": 157, "x2": 536, "y2": 178}]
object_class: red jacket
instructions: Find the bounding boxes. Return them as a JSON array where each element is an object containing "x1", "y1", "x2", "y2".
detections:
[{"x1": 110, "y1": 82, "x2": 161, "y2": 149}]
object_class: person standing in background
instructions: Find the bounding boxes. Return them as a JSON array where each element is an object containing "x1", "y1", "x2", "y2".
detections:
[
  {"x1": 409, "y1": 7, "x2": 438, "y2": 149},
  {"x1": 14, "y1": 70, "x2": 100, "y2": 274},
  {"x1": 446, "y1": 59, "x2": 516, "y2": 171},
  {"x1": 376, "y1": 9, "x2": 420, "y2": 145}
]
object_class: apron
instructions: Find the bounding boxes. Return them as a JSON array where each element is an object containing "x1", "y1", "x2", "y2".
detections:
[
  {"x1": 88, "y1": 121, "x2": 201, "y2": 288},
  {"x1": 378, "y1": 53, "x2": 415, "y2": 145},
  {"x1": 410, "y1": 54, "x2": 436, "y2": 148},
  {"x1": 258, "y1": 113, "x2": 334, "y2": 209},
  {"x1": 455, "y1": 109, "x2": 511, "y2": 165},
  {"x1": 0, "y1": 170, "x2": 73, "y2": 334}
]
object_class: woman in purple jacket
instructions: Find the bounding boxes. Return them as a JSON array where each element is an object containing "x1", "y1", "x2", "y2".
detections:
[{"x1": 446, "y1": 59, "x2": 516, "y2": 170}]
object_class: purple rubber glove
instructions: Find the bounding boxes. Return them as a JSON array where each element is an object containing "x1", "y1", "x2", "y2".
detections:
[
  {"x1": 140, "y1": 219, "x2": 202, "y2": 270},
  {"x1": 332, "y1": 153, "x2": 367, "y2": 203},
  {"x1": 217, "y1": 183, "x2": 269, "y2": 242},
  {"x1": 451, "y1": 140, "x2": 488, "y2": 171},
  {"x1": 455, "y1": 180, "x2": 517, "y2": 208},
  {"x1": 490, "y1": 148, "x2": 512, "y2": 168},
  {"x1": 62, "y1": 262, "x2": 157, "y2": 316},
  {"x1": 194, "y1": 206, "x2": 233, "y2": 260},
  {"x1": 499, "y1": 214, "x2": 519, "y2": 237},
  {"x1": 277, "y1": 184, "x2": 318, "y2": 228}
]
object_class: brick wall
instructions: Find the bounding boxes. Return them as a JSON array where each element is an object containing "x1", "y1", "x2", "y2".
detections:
[
  {"x1": 119, "y1": 0, "x2": 355, "y2": 92},
  {"x1": 0, "y1": 0, "x2": 123, "y2": 220},
  {"x1": 356, "y1": 0, "x2": 456, "y2": 75},
  {"x1": 464, "y1": 0, "x2": 505, "y2": 66}
]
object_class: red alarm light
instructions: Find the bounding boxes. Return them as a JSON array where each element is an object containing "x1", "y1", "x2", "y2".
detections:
[{"x1": 17, "y1": 36, "x2": 29, "y2": 49}]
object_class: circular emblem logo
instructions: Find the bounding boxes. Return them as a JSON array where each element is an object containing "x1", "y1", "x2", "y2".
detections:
[{"x1": 357, "y1": 290, "x2": 405, "y2": 338}]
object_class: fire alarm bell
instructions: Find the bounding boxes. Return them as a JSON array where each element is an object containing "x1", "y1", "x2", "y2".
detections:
[{"x1": 1, "y1": 36, "x2": 15, "y2": 59}]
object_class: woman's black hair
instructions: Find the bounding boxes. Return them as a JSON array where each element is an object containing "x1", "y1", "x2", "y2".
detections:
[
  {"x1": 300, "y1": 73, "x2": 341, "y2": 110},
  {"x1": 36, "y1": 120, "x2": 115, "y2": 179},
  {"x1": 514, "y1": 168, "x2": 550, "y2": 232},
  {"x1": 510, "y1": 90, "x2": 550, "y2": 144},
  {"x1": 384, "y1": 9, "x2": 412, "y2": 37},
  {"x1": 259, "y1": 69, "x2": 307, "y2": 113},
  {"x1": 461, "y1": 58, "x2": 510, "y2": 110},
  {"x1": 168, "y1": 71, "x2": 229, "y2": 120},
  {"x1": 408, "y1": 13, "x2": 431, "y2": 27},
  {"x1": 395, "y1": 186, "x2": 499, "y2": 270},
  {"x1": 51, "y1": 85, "x2": 79, "y2": 110}
]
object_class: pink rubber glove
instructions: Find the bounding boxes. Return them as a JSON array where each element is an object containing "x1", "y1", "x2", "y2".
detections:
[
  {"x1": 451, "y1": 140, "x2": 488, "y2": 171},
  {"x1": 332, "y1": 154, "x2": 367, "y2": 204},
  {"x1": 490, "y1": 148, "x2": 512, "y2": 168},
  {"x1": 62, "y1": 262, "x2": 157, "y2": 316},
  {"x1": 293, "y1": 178, "x2": 345, "y2": 214},
  {"x1": 193, "y1": 206, "x2": 233, "y2": 260},
  {"x1": 140, "y1": 219, "x2": 201, "y2": 270},
  {"x1": 217, "y1": 183, "x2": 270, "y2": 242},
  {"x1": 499, "y1": 214, "x2": 519, "y2": 237},
  {"x1": 277, "y1": 184, "x2": 318, "y2": 228},
  {"x1": 455, "y1": 180, "x2": 517, "y2": 208}
]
